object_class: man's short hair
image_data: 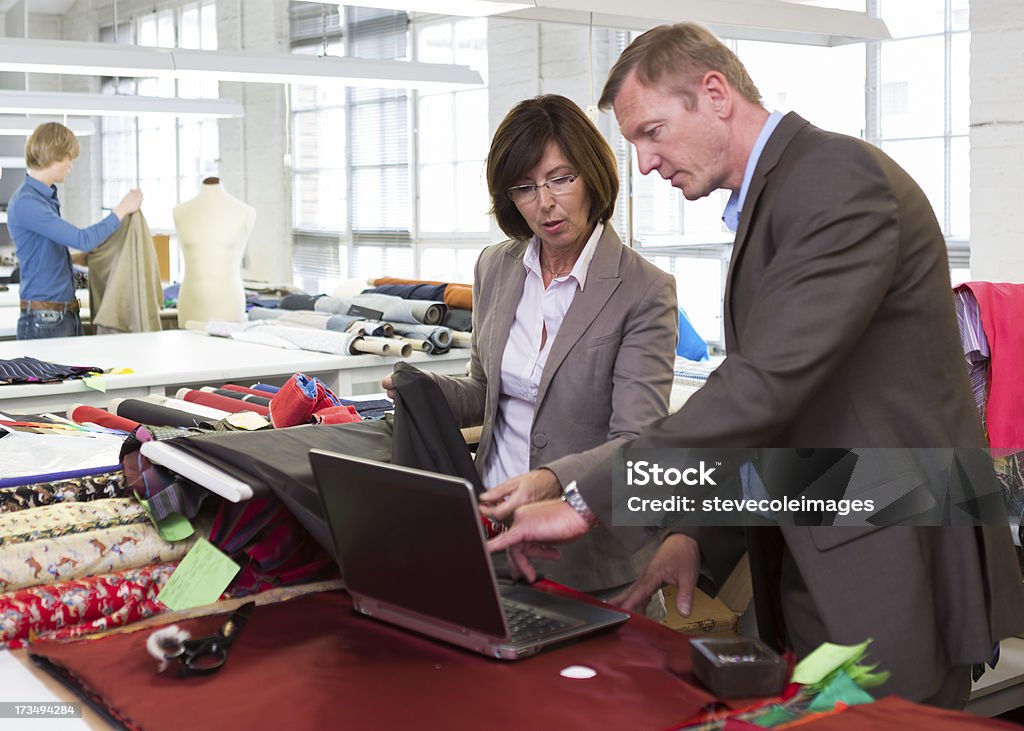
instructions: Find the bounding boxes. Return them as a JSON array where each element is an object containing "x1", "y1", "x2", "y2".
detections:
[
  {"x1": 599, "y1": 23, "x2": 762, "y2": 111},
  {"x1": 486, "y1": 94, "x2": 619, "y2": 241},
  {"x1": 25, "y1": 122, "x2": 80, "y2": 170}
]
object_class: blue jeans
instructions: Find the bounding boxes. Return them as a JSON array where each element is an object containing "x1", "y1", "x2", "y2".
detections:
[{"x1": 17, "y1": 309, "x2": 83, "y2": 340}]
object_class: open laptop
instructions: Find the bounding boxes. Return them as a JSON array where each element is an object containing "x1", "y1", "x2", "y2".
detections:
[{"x1": 309, "y1": 450, "x2": 630, "y2": 660}]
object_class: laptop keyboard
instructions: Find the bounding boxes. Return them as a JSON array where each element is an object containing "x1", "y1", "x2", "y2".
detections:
[{"x1": 502, "y1": 600, "x2": 572, "y2": 642}]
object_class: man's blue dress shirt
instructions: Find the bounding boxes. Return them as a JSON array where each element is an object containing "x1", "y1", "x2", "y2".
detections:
[{"x1": 8, "y1": 175, "x2": 120, "y2": 303}]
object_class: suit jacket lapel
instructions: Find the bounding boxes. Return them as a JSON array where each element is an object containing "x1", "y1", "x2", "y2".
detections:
[
  {"x1": 487, "y1": 242, "x2": 529, "y2": 413},
  {"x1": 537, "y1": 225, "x2": 623, "y2": 406},
  {"x1": 724, "y1": 112, "x2": 809, "y2": 339}
]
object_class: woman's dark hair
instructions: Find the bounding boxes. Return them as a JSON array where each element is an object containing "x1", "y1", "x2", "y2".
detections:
[{"x1": 486, "y1": 95, "x2": 619, "y2": 240}]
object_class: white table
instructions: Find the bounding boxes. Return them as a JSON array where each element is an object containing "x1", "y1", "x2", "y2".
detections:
[{"x1": 0, "y1": 330, "x2": 469, "y2": 414}]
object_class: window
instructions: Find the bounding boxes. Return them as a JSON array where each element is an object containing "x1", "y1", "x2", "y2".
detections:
[
  {"x1": 869, "y1": 0, "x2": 970, "y2": 266},
  {"x1": 289, "y1": 3, "x2": 413, "y2": 291},
  {"x1": 416, "y1": 18, "x2": 490, "y2": 239},
  {"x1": 99, "y1": 1, "x2": 219, "y2": 236},
  {"x1": 289, "y1": 5, "x2": 490, "y2": 291}
]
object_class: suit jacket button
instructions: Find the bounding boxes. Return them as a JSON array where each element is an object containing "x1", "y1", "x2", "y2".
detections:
[{"x1": 532, "y1": 433, "x2": 548, "y2": 448}]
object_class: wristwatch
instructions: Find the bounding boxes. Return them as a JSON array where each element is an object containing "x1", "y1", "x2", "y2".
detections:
[{"x1": 562, "y1": 480, "x2": 598, "y2": 527}]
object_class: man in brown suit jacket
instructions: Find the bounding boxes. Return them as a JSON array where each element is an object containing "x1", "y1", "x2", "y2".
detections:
[{"x1": 489, "y1": 23, "x2": 1024, "y2": 708}]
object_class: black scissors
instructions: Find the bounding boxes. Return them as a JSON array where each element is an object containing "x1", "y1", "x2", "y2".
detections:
[{"x1": 163, "y1": 601, "x2": 255, "y2": 677}]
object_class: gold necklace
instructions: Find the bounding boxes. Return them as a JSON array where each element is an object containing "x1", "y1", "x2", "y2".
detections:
[{"x1": 541, "y1": 258, "x2": 572, "y2": 278}]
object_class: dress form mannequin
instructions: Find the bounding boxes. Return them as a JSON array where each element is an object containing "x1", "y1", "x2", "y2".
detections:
[{"x1": 174, "y1": 177, "x2": 256, "y2": 327}]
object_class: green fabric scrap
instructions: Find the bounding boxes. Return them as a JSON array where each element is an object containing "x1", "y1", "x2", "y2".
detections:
[
  {"x1": 806, "y1": 670, "x2": 876, "y2": 713},
  {"x1": 792, "y1": 639, "x2": 872, "y2": 685}
]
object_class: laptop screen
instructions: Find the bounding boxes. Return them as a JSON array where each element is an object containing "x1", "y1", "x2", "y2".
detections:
[{"x1": 310, "y1": 450, "x2": 507, "y2": 638}]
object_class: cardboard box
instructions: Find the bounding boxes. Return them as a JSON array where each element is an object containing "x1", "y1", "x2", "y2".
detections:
[{"x1": 662, "y1": 553, "x2": 751, "y2": 638}]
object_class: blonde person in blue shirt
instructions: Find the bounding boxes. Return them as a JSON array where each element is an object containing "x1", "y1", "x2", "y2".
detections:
[{"x1": 9, "y1": 122, "x2": 142, "y2": 340}]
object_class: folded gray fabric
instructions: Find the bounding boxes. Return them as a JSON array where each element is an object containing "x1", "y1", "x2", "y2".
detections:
[
  {"x1": 314, "y1": 293, "x2": 447, "y2": 326},
  {"x1": 248, "y1": 308, "x2": 332, "y2": 329},
  {"x1": 389, "y1": 322, "x2": 451, "y2": 353},
  {"x1": 324, "y1": 315, "x2": 394, "y2": 337}
]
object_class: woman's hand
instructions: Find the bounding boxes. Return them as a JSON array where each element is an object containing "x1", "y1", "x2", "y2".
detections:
[{"x1": 479, "y1": 468, "x2": 562, "y2": 522}]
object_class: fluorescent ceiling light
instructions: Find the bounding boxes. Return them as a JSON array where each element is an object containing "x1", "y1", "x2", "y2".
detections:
[
  {"x1": 0, "y1": 38, "x2": 484, "y2": 90},
  {"x1": 320, "y1": 0, "x2": 530, "y2": 16},
  {"x1": 498, "y1": 0, "x2": 890, "y2": 46},
  {"x1": 0, "y1": 90, "x2": 244, "y2": 118},
  {"x1": 0, "y1": 116, "x2": 95, "y2": 136}
]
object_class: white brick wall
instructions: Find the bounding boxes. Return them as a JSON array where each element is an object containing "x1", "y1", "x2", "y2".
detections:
[{"x1": 970, "y1": 0, "x2": 1024, "y2": 281}]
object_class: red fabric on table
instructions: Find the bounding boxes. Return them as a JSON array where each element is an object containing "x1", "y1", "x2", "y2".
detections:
[
  {"x1": 0, "y1": 563, "x2": 174, "y2": 649},
  {"x1": 30, "y1": 588, "x2": 716, "y2": 731},
  {"x1": 179, "y1": 389, "x2": 270, "y2": 416},
  {"x1": 311, "y1": 404, "x2": 361, "y2": 424},
  {"x1": 220, "y1": 383, "x2": 277, "y2": 398},
  {"x1": 790, "y1": 695, "x2": 1021, "y2": 729},
  {"x1": 958, "y1": 282, "x2": 1024, "y2": 454},
  {"x1": 69, "y1": 405, "x2": 140, "y2": 432},
  {"x1": 268, "y1": 374, "x2": 340, "y2": 428}
]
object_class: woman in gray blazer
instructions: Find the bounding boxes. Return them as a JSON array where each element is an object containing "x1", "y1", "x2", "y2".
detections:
[{"x1": 390, "y1": 95, "x2": 678, "y2": 599}]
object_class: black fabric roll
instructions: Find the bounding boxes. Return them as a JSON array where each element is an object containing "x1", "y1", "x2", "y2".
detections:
[{"x1": 113, "y1": 399, "x2": 211, "y2": 429}]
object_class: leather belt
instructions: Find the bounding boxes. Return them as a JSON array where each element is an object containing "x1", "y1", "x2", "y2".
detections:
[{"x1": 20, "y1": 299, "x2": 81, "y2": 313}]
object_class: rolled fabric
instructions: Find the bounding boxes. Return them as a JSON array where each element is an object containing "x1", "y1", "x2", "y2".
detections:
[
  {"x1": 443, "y1": 307, "x2": 472, "y2": 332},
  {"x1": 69, "y1": 405, "x2": 139, "y2": 432},
  {"x1": 350, "y1": 320, "x2": 394, "y2": 338},
  {"x1": 350, "y1": 337, "x2": 390, "y2": 356},
  {"x1": 314, "y1": 293, "x2": 446, "y2": 326},
  {"x1": 279, "y1": 293, "x2": 323, "y2": 311},
  {"x1": 399, "y1": 337, "x2": 431, "y2": 352},
  {"x1": 250, "y1": 309, "x2": 333, "y2": 329},
  {"x1": 368, "y1": 283, "x2": 447, "y2": 302},
  {"x1": 370, "y1": 277, "x2": 473, "y2": 310},
  {"x1": 0, "y1": 563, "x2": 177, "y2": 647},
  {"x1": 253, "y1": 324, "x2": 359, "y2": 355},
  {"x1": 0, "y1": 518, "x2": 203, "y2": 593},
  {"x1": 221, "y1": 384, "x2": 277, "y2": 398},
  {"x1": 389, "y1": 323, "x2": 451, "y2": 352},
  {"x1": 362, "y1": 337, "x2": 412, "y2": 358},
  {"x1": 203, "y1": 388, "x2": 273, "y2": 408},
  {"x1": 144, "y1": 395, "x2": 231, "y2": 421},
  {"x1": 176, "y1": 389, "x2": 270, "y2": 416},
  {"x1": 451, "y1": 331, "x2": 472, "y2": 348},
  {"x1": 111, "y1": 399, "x2": 208, "y2": 429},
  {"x1": 252, "y1": 383, "x2": 280, "y2": 395},
  {"x1": 269, "y1": 373, "x2": 342, "y2": 428},
  {"x1": 324, "y1": 315, "x2": 392, "y2": 337}
]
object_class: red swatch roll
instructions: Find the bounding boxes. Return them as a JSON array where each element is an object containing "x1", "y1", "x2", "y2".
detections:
[
  {"x1": 70, "y1": 405, "x2": 140, "y2": 432},
  {"x1": 179, "y1": 389, "x2": 270, "y2": 416},
  {"x1": 220, "y1": 383, "x2": 275, "y2": 398}
]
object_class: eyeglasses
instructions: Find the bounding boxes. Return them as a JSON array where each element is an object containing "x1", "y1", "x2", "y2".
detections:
[{"x1": 506, "y1": 174, "x2": 579, "y2": 205}]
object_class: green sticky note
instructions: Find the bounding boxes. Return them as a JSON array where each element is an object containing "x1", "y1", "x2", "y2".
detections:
[
  {"x1": 135, "y1": 494, "x2": 195, "y2": 542},
  {"x1": 792, "y1": 639, "x2": 872, "y2": 686},
  {"x1": 82, "y1": 376, "x2": 107, "y2": 392},
  {"x1": 155, "y1": 512, "x2": 194, "y2": 542},
  {"x1": 157, "y1": 538, "x2": 240, "y2": 611},
  {"x1": 807, "y1": 670, "x2": 876, "y2": 713}
]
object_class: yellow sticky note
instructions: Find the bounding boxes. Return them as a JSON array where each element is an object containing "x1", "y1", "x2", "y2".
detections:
[
  {"x1": 157, "y1": 538, "x2": 240, "y2": 611},
  {"x1": 82, "y1": 376, "x2": 107, "y2": 392}
]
